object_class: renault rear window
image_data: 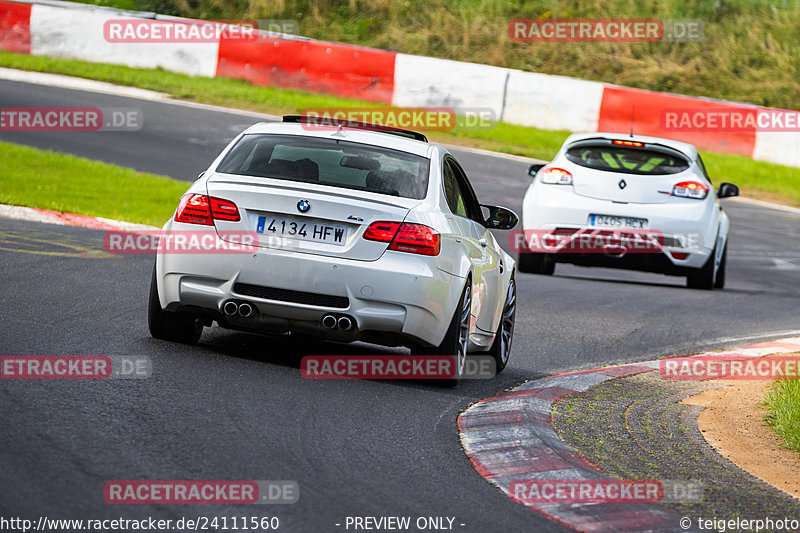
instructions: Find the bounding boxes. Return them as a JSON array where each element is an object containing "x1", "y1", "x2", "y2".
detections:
[
  {"x1": 565, "y1": 142, "x2": 690, "y2": 175},
  {"x1": 216, "y1": 134, "x2": 430, "y2": 199}
]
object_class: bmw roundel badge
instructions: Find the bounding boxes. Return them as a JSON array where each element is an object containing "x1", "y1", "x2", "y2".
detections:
[{"x1": 297, "y1": 200, "x2": 311, "y2": 213}]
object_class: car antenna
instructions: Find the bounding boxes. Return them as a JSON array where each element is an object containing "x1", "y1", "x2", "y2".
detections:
[{"x1": 629, "y1": 106, "x2": 636, "y2": 137}]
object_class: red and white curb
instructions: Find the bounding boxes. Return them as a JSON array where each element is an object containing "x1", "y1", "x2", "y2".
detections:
[
  {"x1": 0, "y1": 204, "x2": 159, "y2": 231},
  {"x1": 458, "y1": 336, "x2": 800, "y2": 532}
]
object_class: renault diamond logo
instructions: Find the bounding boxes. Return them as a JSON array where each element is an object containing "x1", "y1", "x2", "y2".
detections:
[
  {"x1": 618, "y1": 179, "x2": 627, "y2": 190},
  {"x1": 297, "y1": 200, "x2": 311, "y2": 213}
]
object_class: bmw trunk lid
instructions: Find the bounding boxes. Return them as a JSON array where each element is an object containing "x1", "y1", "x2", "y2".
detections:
[{"x1": 206, "y1": 173, "x2": 419, "y2": 261}]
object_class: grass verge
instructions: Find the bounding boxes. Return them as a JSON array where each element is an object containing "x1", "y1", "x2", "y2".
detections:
[
  {"x1": 0, "y1": 50, "x2": 571, "y2": 159},
  {"x1": 59, "y1": 0, "x2": 800, "y2": 110},
  {"x1": 0, "y1": 141, "x2": 187, "y2": 226},
  {"x1": 0, "y1": 50, "x2": 798, "y2": 207},
  {"x1": 765, "y1": 370, "x2": 800, "y2": 454}
]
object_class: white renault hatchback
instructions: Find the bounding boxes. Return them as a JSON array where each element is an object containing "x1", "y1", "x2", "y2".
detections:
[
  {"x1": 149, "y1": 116, "x2": 519, "y2": 380},
  {"x1": 518, "y1": 133, "x2": 739, "y2": 289}
]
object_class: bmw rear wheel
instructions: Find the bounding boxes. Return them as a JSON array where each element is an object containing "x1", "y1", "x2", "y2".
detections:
[
  {"x1": 433, "y1": 279, "x2": 472, "y2": 385},
  {"x1": 485, "y1": 275, "x2": 516, "y2": 373}
]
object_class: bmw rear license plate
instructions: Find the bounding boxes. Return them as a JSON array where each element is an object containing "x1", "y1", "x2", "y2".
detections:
[
  {"x1": 256, "y1": 215, "x2": 348, "y2": 246},
  {"x1": 589, "y1": 214, "x2": 648, "y2": 229}
]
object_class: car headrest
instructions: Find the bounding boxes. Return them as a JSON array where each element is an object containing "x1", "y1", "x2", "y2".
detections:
[{"x1": 266, "y1": 158, "x2": 319, "y2": 181}]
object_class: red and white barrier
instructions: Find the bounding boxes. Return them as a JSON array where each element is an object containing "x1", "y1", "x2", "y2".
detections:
[
  {"x1": 1, "y1": 0, "x2": 798, "y2": 168},
  {"x1": 216, "y1": 34, "x2": 395, "y2": 103},
  {"x1": 0, "y1": 0, "x2": 29, "y2": 53},
  {"x1": 597, "y1": 85, "x2": 757, "y2": 157},
  {"x1": 502, "y1": 70, "x2": 604, "y2": 131},
  {"x1": 29, "y1": 4, "x2": 219, "y2": 76},
  {"x1": 755, "y1": 126, "x2": 800, "y2": 168},
  {"x1": 392, "y1": 54, "x2": 508, "y2": 117}
]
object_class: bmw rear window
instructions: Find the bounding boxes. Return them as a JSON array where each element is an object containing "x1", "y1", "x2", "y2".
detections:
[
  {"x1": 565, "y1": 142, "x2": 690, "y2": 175},
  {"x1": 216, "y1": 134, "x2": 430, "y2": 199}
]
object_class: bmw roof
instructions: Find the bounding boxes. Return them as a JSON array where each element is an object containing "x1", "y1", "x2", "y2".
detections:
[{"x1": 241, "y1": 120, "x2": 434, "y2": 158}]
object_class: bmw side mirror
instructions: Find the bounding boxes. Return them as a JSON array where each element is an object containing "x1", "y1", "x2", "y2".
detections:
[
  {"x1": 481, "y1": 204, "x2": 519, "y2": 230},
  {"x1": 718, "y1": 182, "x2": 739, "y2": 198},
  {"x1": 528, "y1": 164, "x2": 545, "y2": 178}
]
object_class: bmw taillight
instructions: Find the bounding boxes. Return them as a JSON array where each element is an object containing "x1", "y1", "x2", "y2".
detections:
[
  {"x1": 671, "y1": 181, "x2": 709, "y2": 200},
  {"x1": 174, "y1": 194, "x2": 240, "y2": 225},
  {"x1": 363, "y1": 221, "x2": 401, "y2": 242},
  {"x1": 209, "y1": 196, "x2": 241, "y2": 221},
  {"x1": 363, "y1": 221, "x2": 441, "y2": 256},
  {"x1": 539, "y1": 167, "x2": 573, "y2": 185}
]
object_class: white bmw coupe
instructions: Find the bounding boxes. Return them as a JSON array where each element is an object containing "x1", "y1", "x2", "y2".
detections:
[
  {"x1": 149, "y1": 116, "x2": 519, "y2": 381},
  {"x1": 518, "y1": 133, "x2": 739, "y2": 289}
]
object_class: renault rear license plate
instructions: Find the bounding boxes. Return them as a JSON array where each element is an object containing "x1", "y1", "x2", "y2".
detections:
[{"x1": 589, "y1": 214, "x2": 648, "y2": 230}]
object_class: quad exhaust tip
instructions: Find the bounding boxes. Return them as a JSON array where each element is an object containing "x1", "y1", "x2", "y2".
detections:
[
  {"x1": 322, "y1": 314, "x2": 354, "y2": 330},
  {"x1": 322, "y1": 315, "x2": 338, "y2": 329},
  {"x1": 223, "y1": 301, "x2": 255, "y2": 318},
  {"x1": 238, "y1": 303, "x2": 254, "y2": 318}
]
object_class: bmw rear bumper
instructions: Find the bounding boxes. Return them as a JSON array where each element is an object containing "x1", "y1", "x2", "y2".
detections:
[{"x1": 155, "y1": 226, "x2": 464, "y2": 348}]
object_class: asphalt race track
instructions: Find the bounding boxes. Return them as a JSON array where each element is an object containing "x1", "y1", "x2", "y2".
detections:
[{"x1": 2, "y1": 78, "x2": 799, "y2": 532}]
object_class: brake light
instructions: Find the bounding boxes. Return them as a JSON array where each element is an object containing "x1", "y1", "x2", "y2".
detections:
[
  {"x1": 671, "y1": 252, "x2": 689, "y2": 260},
  {"x1": 209, "y1": 197, "x2": 241, "y2": 221},
  {"x1": 671, "y1": 181, "x2": 709, "y2": 200},
  {"x1": 363, "y1": 221, "x2": 440, "y2": 256},
  {"x1": 613, "y1": 139, "x2": 644, "y2": 147},
  {"x1": 539, "y1": 167, "x2": 573, "y2": 185},
  {"x1": 363, "y1": 221, "x2": 402, "y2": 242},
  {"x1": 175, "y1": 194, "x2": 211, "y2": 225},
  {"x1": 174, "y1": 194, "x2": 240, "y2": 225},
  {"x1": 391, "y1": 223, "x2": 441, "y2": 256}
]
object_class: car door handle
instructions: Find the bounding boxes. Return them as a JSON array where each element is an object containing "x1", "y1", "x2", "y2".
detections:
[{"x1": 479, "y1": 238, "x2": 488, "y2": 247}]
